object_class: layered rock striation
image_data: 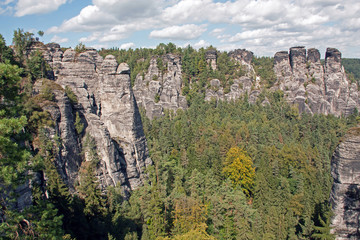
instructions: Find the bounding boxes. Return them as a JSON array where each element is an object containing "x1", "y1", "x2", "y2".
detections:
[
  {"x1": 330, "y1": 127, "x2": 360, "y2": 239},
  {"x1": 40, "y1": 45, "x2": 152, "y2": 196}
]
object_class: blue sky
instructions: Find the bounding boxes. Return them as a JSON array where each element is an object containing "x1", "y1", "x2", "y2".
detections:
[{"x1": 1, "y1": 0, "x2": 359, "y2": 58}]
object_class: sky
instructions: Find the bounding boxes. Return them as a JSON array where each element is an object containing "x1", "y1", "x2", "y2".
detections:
[{"x1": 0, "y1": 0, "x2": 359, "y2": 58}]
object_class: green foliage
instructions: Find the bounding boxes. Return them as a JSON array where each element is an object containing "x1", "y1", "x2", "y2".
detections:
[
  {"x1": 342, "y1": 58, "x2": 360, "y2": 81},
  {"x1": 138, "y1": 90, "x2": 353, "y2": 239},
  {"x1": 12, "y1": 28, "x2": 34, "y2": 63},
  {"x1": 0, "y1": 114, "x2": 30, "y2": 186},
  {"x1": 157, "y1": 57, "x2": 166, "y2": 74},
  {"x1": 78, "y1": 160, "x2": 104, "y2": 216},
  {"x1": 0, "y1": 34, "x2": 15, "y2": 63},
  {"x1": 79, "y1": 134, "x2": 103, "y2": 216},
  {"x1": 0, "y1": 62, "x2": 22, "y2": 108},
  {"x1": 75, "y1": 42, "x2": 86, "y2": 53},
  {"x1": 222, "y1": 147, "x2": 255, "y2": 196},
  {"x1": 26, "y1": 50, "x2": 49, "y2": 80},
  {"x1": 252, "y1": 56, "x2": 277, "y2": 87},
  {"x1": 65, "y1": 86, "x2": 78, "y2": 105},
  {"x1": 74, "y1": 112, "x2": 84, "y2": 135},
  {"x1": 40, "y1": 82, "x2": 55, "y2": 101},
  {"x1": 154, "y1": 93, "x2": 160, "y2": 103},
  {"x1": 37, "y1": 30, "x2": 44, "y2": 37}
]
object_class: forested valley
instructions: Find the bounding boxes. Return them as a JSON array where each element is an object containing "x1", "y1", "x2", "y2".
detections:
[{"x1": 1, "y1": 30, "x2": 360, "y2": 240}]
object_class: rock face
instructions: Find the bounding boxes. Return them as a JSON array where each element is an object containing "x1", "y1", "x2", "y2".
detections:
[
  {"x1": 206, "y1": 46, "x2": 359, "y2": 117},
  {"x1": 205, "y1": 76, "x2": 261, "y2": 104},
  {"x1": 41, "y1": 45, "x2": 152, "y2": 196},
  {"x1": 273, "y1": 47, "x2": 359, "y2": 116},
  {"x1": 205, "y1": 50, "x2": 217, "y2": 70},
  {"x1": 229, "y1": 49, "x2": 255, "y2": 75},
  {"x1": 133, "y1": 54, "x2": 187, "y2": 119},
  {"x1": 330, "y1": 127, "x2": 360, "y2": 239},
  {"x1": 205, "y1": 49, "x2": 261, "y2": 103}
]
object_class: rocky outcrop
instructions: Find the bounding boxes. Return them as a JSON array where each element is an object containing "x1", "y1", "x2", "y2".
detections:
[
  {"x1": 40, "y1": 45, "x2": 152, "y2": 196},
  {"x1": 205, "y1": 50, "x2": 217, "y2": 70},
  {"x1": 330, "y1": 127, "x2": 360, "y2": 239},
  {"x1": 229, "y1": 49, "x2": 255, "y2": 76},
  {"x1": 205, "y1": 49, "x2": 261, "y2": 103},
  {"x1": 205, "y1": 76, "x2": 261, "y2": 104},
  {"x1": 133, "y1": 54, "x2": 187, "y2": 119},
  {"x1": 273, "y1": 47, "x2": 359, "y2": 116}
]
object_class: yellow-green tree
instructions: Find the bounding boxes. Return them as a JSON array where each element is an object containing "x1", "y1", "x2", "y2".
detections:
[
  {"x1": 222, "y1": 147, "x2": 255, "y2": 196},
  {"x1": 157, "y1": 196, "x2": 214, "y2": 240}
]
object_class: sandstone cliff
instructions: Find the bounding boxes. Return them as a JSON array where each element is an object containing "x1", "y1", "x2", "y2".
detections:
[
  {"x1": 273, "y1": 47, "x2": 359, "y2": 116},
  {"x1": 205, "y1": 47, "x2": 359, "y2": 117},
  {"x1": 205, "y1": 49, "x2": 261, "y2": 104},
  {"x1": 330, "y1": 127, "x2": 360, "y2": 239},
  {"x1": 38, "y1": 44, "x2": 152, "y2": 196},
  {"x1": 133, "y1": 54, "x2": 187, "y2": 119}
]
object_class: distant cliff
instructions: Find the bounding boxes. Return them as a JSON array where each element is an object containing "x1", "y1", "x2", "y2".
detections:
[
  {"x1": 273, "y1": 47, "x2": 359, "y2": 116},
  {"x1": 133, "y1": 54, "x2": 187, "y2": 119},
  {"x1": 205, "y1": 47, "x2": 359, "y2": 117}
]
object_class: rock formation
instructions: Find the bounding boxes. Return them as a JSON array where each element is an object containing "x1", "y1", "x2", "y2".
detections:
[
  {"x1": 229, "y1": 49, "x2": 255, "y2": 76},
  {"x1": 206, "y1": 47, "x2": 359, "y2": 117},
  {"x1": 205, "y1": 76, "x2": 261, "y2": 104},
  {"x1": 273, "y1": 47, "x2": 359, "y2": 116},
  {"x1": 39, "y1": 45, "x2": 152, "y2": 196},
  {"x1": 205, "y1": 49, "x2": 217, "y2": 70},
  {"x1": 204, "y1": 49, "x2": 261, "y2": 104},
  {"x1": 330, "y1": 127, "x2": 360, "y2": 239},
  {"x1": 133, "y1": 54, "x2": 187, "y2": 119}
]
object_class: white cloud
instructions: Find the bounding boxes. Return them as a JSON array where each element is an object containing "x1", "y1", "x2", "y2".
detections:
[
  {"x1": 15, "y1": 0, "x2": 67, "y2": 17},
  {"x1": 50, "y1": 35, "x2": 69, "y2": 43},
  {"x1": 0, "y1": 5, "x2": 12, "y2": 14},
  {"x1": 193, "y1": 39, "x2": 210, "y2": 49},
  {"x1": 99, "y1": 33, "x2": 128, "y2": 42},
  {"x1": 90, "y1": 43, "x2": 109, "y2": 50},
  {"x1": 93, "y1": 0, "x2": 164, "y2": 21},
  {"x1": 79, "y1": 32, "x2": 101, "y2": 42},
  {"x1": 210, "y1": 28, "x2": 224, "y2": 36},
  {"x1": 48, "y1": 5, "x2": 116, "y2": 33},
  {"x1": 1, "y1": 0, "x2": 15, "y2": 5},
  {"x1": 44, "y1": 0, "x2": 360, "y2": 57},
  {"x1": 120, "y1": 42, "x2": 135, "y2": 49},
  {"x1": 162, "y1": 0, "x2": 210, "y2": 23},
  {"x1": 149, "y1": 24, "x2": 207, "y2": 40}
]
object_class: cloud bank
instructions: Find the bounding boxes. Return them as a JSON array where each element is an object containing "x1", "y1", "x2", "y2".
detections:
[{"x1": 3, "y1": 0, "x2": 360, "y2": 57}]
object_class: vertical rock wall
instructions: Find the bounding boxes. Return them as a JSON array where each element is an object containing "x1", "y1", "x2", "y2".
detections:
[
  {"x1": 43, "y1": 45, "x2": 152, "y2": 196},
  {"x1": 330, "y1": 127, "x2": 360, "y2": 239},
  {"x1": 133, "y1": 54, "x2": 187, "y2": 120},
  {"x1": 273, "y1": 47, "x2": 359, "y2": 116}
]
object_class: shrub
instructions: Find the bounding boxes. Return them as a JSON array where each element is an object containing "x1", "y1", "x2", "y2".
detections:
[{"x1": 65, "y1": 86, "x2": 78, "y2": 105}]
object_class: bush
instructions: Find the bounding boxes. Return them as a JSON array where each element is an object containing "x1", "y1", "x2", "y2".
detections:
[
  {"x1": 154, "y1": 93, "x2": 160, "y2": 103},
  {"x1": 65, "y1": 86, "x2": 78, "y2": 105},
  {"x1": 75, "y1": 112, "x2": 84, "y2": 135}
]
